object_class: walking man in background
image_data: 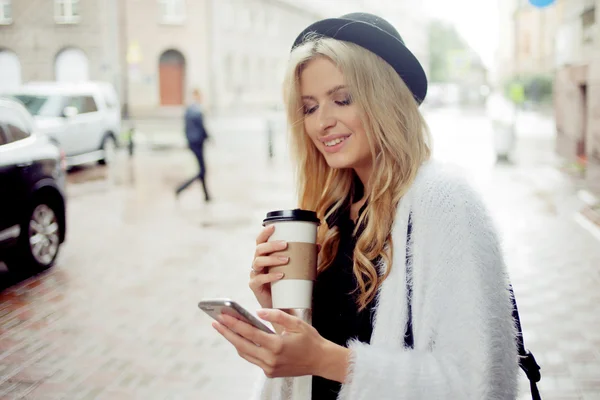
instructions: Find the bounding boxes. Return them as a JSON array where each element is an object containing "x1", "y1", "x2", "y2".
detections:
[{"x1": 175, "y1": 88, "x2": 211, "y2": 201}]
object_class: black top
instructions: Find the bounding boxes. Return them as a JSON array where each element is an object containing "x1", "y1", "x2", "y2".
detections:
[{"x1": 312, "y1": 189, "x2": 376, "y2": 399}]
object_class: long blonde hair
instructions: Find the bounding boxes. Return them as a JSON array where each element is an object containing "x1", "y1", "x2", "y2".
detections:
[{"x1": 283, "y1": 37, "x2": 431, "y2": 311}]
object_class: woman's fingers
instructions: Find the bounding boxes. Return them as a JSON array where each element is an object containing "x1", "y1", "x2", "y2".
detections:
[
  {"x1": 251, "y1": 255, "x2": 289, "y2": 274},
  {"x1": 254, "y1": 240, "x2": 288, "y2": 258},
  {"x1": 249, "y1": 271, "x2": 285, "y2": 290},
  {"x1": 255, "y1": 225, "x2": 275, "y2": 245}
]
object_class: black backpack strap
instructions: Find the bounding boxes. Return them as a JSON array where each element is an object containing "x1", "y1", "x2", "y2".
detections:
[
  {"x1": 510, "y1": 284, "x2": 542, "y2": 400},
  {"x1": 403, "y1": 217, "x2": 541, "y2": 399}
]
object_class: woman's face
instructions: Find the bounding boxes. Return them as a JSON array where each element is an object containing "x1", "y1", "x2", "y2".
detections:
[{"x1": 300, "y1": 57, "x2": 372, "y2": 180}]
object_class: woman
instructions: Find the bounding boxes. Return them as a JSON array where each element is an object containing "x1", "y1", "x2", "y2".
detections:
[{"x1": 212, "y1": 13, "x2": 519, "y2": 399}]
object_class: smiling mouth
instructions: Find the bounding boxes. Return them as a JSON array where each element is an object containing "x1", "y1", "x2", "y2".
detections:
[{"x1": 324, "y1": 136, "x2": 350, "y2": 147}]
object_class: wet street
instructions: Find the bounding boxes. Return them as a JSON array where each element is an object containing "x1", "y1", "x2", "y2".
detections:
[{"x1": 1, "y1": 108, "x2": 599, "y2": 400}]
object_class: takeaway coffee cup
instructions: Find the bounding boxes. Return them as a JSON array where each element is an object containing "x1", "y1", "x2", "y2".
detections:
[{"x1": 263, "y1": 209, "x2": 320, "y2": 310}]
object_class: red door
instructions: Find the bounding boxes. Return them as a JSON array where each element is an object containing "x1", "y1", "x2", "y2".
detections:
[
  {"x1": 159, "y1": 50, "x2": 185, "y2": 106},
  {"x1": 159, "y1": 63, "x2": 184, "y2": 105}
]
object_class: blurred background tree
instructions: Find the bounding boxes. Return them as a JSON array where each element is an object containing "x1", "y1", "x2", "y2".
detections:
[{"x1": 428, "y1": 20, "x2": 471, "y2": 83}]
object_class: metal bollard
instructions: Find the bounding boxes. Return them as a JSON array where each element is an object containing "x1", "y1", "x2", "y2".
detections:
[
  {"x1": 127, "y1": 127, "x2": 135, "y2": 157},
  {"x1": 267, "y1": 119, "x2": 274, "y2": 160}
]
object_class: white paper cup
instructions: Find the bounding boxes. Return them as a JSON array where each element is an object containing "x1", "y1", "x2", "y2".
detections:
[{"x1": 263, "y1": 209, "x2": 320, "y2": 310}]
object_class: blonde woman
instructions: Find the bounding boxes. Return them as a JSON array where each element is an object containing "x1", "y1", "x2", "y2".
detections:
[{"x1": 212, "y1": 13, "x2": 524, "y2": 399}]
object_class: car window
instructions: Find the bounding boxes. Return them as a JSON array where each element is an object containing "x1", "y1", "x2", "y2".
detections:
[
  {"x1": 67, "y1": 96, "x2": 98, "y2": 114},
  {"x1": 0, "y1": 106, "x2": 31, "y2": 143},
  {"x1": 0, "y1": 125, "x2": 8, "y2": 146},
  {"x1": 7, "y1": 123, "x2": 29, "y2": 142},
  {"x1": 12, "y1": 94, "x2": 68, "y2": 117},
  {"x1": 82, "y1": 96, "x2": 98, "y2": 113},
  {"x1": 65, "y1": 96, "x2": 83, "y2": 114}
]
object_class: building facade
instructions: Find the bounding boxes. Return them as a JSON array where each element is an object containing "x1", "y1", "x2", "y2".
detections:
[
  {"x1": 554, "y1": 0, "x2": 600, "y2": 193},
  {"x1": 0, "y1": 0, "x2": 429, "y2": 117},
  {"x1": 494, "y1": 0, "x2": 518, "y2": 87},
  {"x1": 513, "y1": 0, "x2": 566, "y2": 78},
  {"x1": 208, "y1": 0, "x2": 320, "y2": 114},
  {"x1": 123, "y1": 0, "x2": 212, "y2": 117},
  {"x1": 0, "y1": 0, "x2": 120, "y2": 91}
]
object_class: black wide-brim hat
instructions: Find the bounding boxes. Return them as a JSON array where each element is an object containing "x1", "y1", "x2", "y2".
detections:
[{"x1": 292, "y1": 12, "x2": 428, "y2": 104}]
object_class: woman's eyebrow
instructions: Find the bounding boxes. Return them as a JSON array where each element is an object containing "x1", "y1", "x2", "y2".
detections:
[{"x1": 301, "y1": 85, "x2": 348, "y2": 100}]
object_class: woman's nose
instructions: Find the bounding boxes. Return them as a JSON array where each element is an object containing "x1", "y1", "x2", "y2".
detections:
[{"x1": 318, "y1": 107, "x2": 336, "y2": 132}]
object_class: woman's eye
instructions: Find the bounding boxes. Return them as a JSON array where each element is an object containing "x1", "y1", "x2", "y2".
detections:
[
  {"x1": 303, "y1": 105, "x2": 317, "y2": 115},
  {"x1": 336, "y1": 97, "x2": 352, "y2": 106}
]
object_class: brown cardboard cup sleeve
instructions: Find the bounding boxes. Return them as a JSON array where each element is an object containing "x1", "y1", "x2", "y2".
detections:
[{"x1": 268, "y1": 242, "x2": 317, "y2": 280}]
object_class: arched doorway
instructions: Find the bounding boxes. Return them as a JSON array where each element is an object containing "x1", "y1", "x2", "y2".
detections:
[
  {"x1": 0, "y1": 50, "x2": 22, "y2": 91},
  {"x1": 159, "y1": 49, "x2": 185, "y2": 106},
  {"x1": 55, "y1": 47, "x2": 89, "y2": 82}
]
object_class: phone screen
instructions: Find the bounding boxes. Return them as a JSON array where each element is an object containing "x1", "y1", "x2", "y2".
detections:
[{"x1": 199, "y1": 299, "x2": 275, "y2": 334}]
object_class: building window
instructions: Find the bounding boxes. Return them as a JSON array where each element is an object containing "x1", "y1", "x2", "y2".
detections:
[
  {"x1": 254, "y1": 9, "x2": 265, "y2": 33},
  {"x1": 267, "y1": 14, "x2": 278, "y2": 36},
  {"x1": 0, "y1": 50, "x2": 22, "y2": 89},
  {"x1": 224, "y1": 54, "x2": 234, "y2": 90},
  {"x1": 0, "y1": 0, "x2": 12, "y2": 25},
  {"x1": 221, "y1": 0, "x2": 234, "y2": 31},
  {"x1": 238, "y1": 6, "x2": 251, "y2": 31},
  {"x1": 238, "y1": 54, "x2": 249, "y2": 90},
  {"x1": 55, "y1": 0, "x2": 80, "y2": 24},
  {"x1": 582, "y1": 7, "x2": 596, "y2": 44},
  {"x1": 159, "y1": 0, "x2": 186, "y2": 24},
  {"x1": 257, "y1": 58, "x2": 265, "y2": 89}
]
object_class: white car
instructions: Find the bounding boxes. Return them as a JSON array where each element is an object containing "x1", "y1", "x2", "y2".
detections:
[{"x1": 4, "y1": 81, "x2": 122, "y2": 167}]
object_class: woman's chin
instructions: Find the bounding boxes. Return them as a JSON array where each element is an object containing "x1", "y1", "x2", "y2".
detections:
[{"x1": 324, "y1": 155, "x2": 355, "y2": 170}]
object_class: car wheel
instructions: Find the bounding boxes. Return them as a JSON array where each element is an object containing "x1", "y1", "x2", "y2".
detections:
[
  {"x1": 5, "y1": 201, "x2": 62, "y2": 272},
  {"x1": 99, "y1": 135, "x2": 117, "y2": 165}
]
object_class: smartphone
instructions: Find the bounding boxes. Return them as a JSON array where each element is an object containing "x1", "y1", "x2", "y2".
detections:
[{"x1": 198, "y1": 298, "x2": 275, "y2": 334}]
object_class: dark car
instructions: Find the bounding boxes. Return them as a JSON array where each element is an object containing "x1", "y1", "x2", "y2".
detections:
[{"x1": 0, "y1": 98, "x2": 67, "y2": 272}]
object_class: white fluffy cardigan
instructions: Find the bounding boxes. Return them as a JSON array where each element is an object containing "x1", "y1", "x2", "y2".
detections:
[{"x1": 252, "y1": 161, "x2": 519, "y2": 400}]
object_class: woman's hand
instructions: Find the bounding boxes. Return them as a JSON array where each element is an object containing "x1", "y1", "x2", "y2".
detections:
[
  {"x1": 249, "y1": 225, "x2": 290, "y2": 309},
  {"x1": 249, "y1": 225, "x2": 321, "y2": 309},
  {"x1": 212, "y1": 309, "x2": 349, "y2": 381}
]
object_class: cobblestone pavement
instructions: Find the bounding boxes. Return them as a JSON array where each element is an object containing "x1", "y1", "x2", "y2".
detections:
[{"x1": 0, "y1": 108, "x2": 599, "y2": 400}]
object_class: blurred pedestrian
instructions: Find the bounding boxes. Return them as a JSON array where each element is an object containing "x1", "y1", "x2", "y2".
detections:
[
  {"x1": 211, "y1": 12, "x2": 532, "y2": 400},
  {"x1": 175, "y1": 88, "x2": 211, "y2": 202}
]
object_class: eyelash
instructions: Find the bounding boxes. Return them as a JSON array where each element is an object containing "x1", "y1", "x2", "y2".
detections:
[{"x1": 303, "y1": 97, "x2": 352, "y2": 115}]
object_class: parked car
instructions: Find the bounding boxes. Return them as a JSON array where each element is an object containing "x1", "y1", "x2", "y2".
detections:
[
  {"x1": 0, "y1": 98, "x2": 67, "y2": 272},
  {"x1": 3, "y1": 81, "x2": 121, "y2": 167}
]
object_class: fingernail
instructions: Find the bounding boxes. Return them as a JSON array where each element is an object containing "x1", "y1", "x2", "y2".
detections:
[
  {"x1": 257, "y1": 309, "x2": 268, "y2": 317},
  {"x1": 277, "y1": 272, "x2": 285, "y2": 278},
  {"x1": 277, "y1": 240, "x2": 287, "y2": 248},
  {"x1": 278, "y1": 256, "x2": 289, "y2": 262}
]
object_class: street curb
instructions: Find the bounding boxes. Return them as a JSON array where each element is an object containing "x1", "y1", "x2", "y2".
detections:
[
  {"x1": 577, "y1": 189, "x2": 599, "y2": 206},
  {"x1": 132, "y1": 132, "x2": 186, "y2": 151},
  {"x1": 574, "y1": 190, "x2": 600, "y2": 242},
  {"x1": 574, "y1": 211, "x2": 600, "y2": 242}
]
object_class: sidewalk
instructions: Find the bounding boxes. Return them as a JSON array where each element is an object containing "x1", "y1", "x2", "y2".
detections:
[
  {"x1": 2, "y1": 106, "x2": 599, "y2": 399},
  {"x1": 129, "y1": 106, "x2": 600, "y2": 239},
  {"x1": 129, "y1": 112, "x2": 287, "y2": 151}
]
